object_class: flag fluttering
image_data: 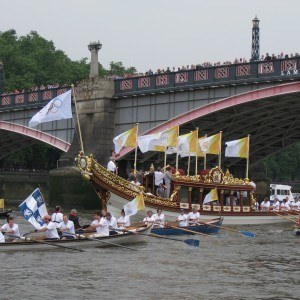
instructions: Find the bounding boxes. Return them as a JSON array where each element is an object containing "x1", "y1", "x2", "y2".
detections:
[
  {"x1": 199, "y1": 133, "x2": 221, "y2": 155},
  {"x1": 113, "y1": 126, "x2": 138, "y2": 154},
  {"x1": 137, "y1": 125, "x2": 178, "y2": 153},
  {"x1": 123, "y1": 194, "x2": 145, "y2": 217},
  {"x1": 225, "y1": 136, "x2": 249, "y2": 158},
  {"x1": 177, "y1": 130, "x2": 198, "y2": 157},
  {"x1": 28, "y1": 90, "x2": 72, "y2": 128},
  {"x1": 19, "y1": 188, "x2": 48, "y2": 229},
  {"x1": 203, "y1": 188, "x2": 219, "y2": 205}
]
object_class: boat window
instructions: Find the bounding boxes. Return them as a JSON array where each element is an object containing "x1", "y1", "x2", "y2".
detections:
[
  {"x1": 271, "y1": 189, "x2": 275, "y2": 195},
  {"x1": 180, "y1": 187, "x2": 189, "y2": 203}
]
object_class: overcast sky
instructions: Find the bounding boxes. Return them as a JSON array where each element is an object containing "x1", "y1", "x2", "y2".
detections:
[{"x1": 1, "y1": 0, "x2": 300, "y2": 72}]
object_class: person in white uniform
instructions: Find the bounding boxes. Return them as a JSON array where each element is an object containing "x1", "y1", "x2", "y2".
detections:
[
  {"x1": 106, "y1": 212, "x2": 118, "y2": 234},
  {"x1": 260, "y1": 198, "x2": 270, "y2": 211},
  {"x1": 1, "y1": 216, "x2": 21, "y2": 241},
  {"x1": 187, "y1": 206, "x2": 201, "y2": 224},
  {"x1": 272, "y1": 198, "x2": 280, "y2": 211},
  {"x1": 280, "y1": 199, "x2": 290, "y2": 211},
  {"x1": 177, "y1": 209, "x2": 188, "y2": 227},
  {"x1": 107, "y1": 157, "x2": 117, "y2": 173},
  {"x1": 142, "y1": 210, "x2": 155, "y2": 225},
  {"x1": 290, "y1": 198, "x2": 300, "y2": 211},
  {"x1": 89, "y1": 211, "x2": 109, "y2": 237},
  {"x1": 57, "y1": 215, "x2": 76, "y2": 239},
  {"x1": 152, "y1": 209, "x2": 165, "y2": 228},
  {"x1": 36, "y1": 215, "x2": 60, "y2": 240},
  {"x1": 117, "y1": 209, "x2": 131, "y2": 228},
  {"x1": 51, "y1": 205, "x2": 63, "y2": 227}
]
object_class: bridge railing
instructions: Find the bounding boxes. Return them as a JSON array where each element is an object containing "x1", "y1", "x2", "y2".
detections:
[
  {"x1": 0, "y1": 87, "x2": 71, "y2": 111},
  {"x1": 114, "y1": 57, "x2": 300, "y2": 96}
]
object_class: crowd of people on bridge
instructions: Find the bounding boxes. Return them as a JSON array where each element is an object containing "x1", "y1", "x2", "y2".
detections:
[
  {"x1": 0, "y1": 83, "x2": 71, "y2": 97},
  {"x1": 107, "y1": 51, "x2": 300, "y2": 80}
]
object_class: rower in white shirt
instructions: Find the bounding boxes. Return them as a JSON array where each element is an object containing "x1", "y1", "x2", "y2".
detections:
[
  {"x1": 271, "y1": 198, "x2": 280, "y2": 211},
  {"x1": 1, "y1": 216, "x2": 21, "y2": 241},
  {"x1": 260, "y1": 198, "x2": 271, "y2": 211},
  {"x1": 88, "y1": 211, "x2": 109, "y2": 237},
  {"x1": 177, "y1": 209, "x2": 188, "y2": 227},
  {"x1": 290, "y1": 198, "x2": 300, "y2": 211},
  {"x1": 280, "y1": 199, "x2": 290, "y2": 211},
  {"x1": 51, "y1": 205, "x2": 63, "y2": 227},
  {"x1": 117, "y1": 209, "x2": 130, "y2": 228},
  {"x1": 57, "y1": 215, "x2": 76, "y2": 239},
  {"x1": 152, "y1": 208, "x2": 165, "y2": 228},
  {"x1": 105, "y1": 212, "x2": 118, "y2": 235},
  {"x1": 187, "y1": 206, "x2": 201, "y2": 224},
  {"x1": 142, "y1": 210, "x2": 155, "y2": 225},
  {"x1": 35, "y1": 215, "x2": 60, "y2": 240}
]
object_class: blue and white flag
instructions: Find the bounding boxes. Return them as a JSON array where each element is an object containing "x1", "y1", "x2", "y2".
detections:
[
  {"x1": 19, "y1": 188, "x2": 48, "y2": 229},
  {"x1": 28, "y1": 90, "x2": 72, "y2": 127}
]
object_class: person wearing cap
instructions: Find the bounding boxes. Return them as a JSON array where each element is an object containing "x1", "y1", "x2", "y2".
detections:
[
  {"x1": 69, "y1": 209, "x2": 81, "y2": 229},
  {"x1": 117, "y1": 209, "x2": 130, "y2": 228},
  {"x1": 187, "y1": 205, "x2": 201, "y2": 224},
  {"x1": 177, "y1": 209, "x2": 188, "y2": 227},
  {"x1": 51, "y1": 205, "x2": 63, "y2": 226},
  {"x1": 88, "y1": 211, "x2": 109, "y2": 237},
  {"x1": 57, "y1": 215, "x2": 76, "y2": 239},
  {"x1": 35, "y1": 215, "x2": 60, "y2": 240},
  {"x1": 107, "y1": 157, "x2": 117, "y2": 174}
]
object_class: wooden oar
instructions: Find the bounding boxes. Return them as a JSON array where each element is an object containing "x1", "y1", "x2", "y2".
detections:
[
  {"x1": 117, "y1": 228, "x2": 200, "y2": 247},
  {"x1": 273, "y1": 211, "x2": 298, "y2": 224},
  {"x1": 4, "y1": 234, "x2": 84, "y2": 252},
  {"x1": 169, "y1": 225, "x2": 211, "y2": 237},
  {"x1": 195, "y1": 221, "x2": 256, "y2": 238},
  {"x1": 77, "y1": 234, "x2": 139, "y2": 251}
]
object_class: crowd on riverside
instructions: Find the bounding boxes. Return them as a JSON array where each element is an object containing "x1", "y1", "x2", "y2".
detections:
[
  {"x1": 107, "y1": 51, "x2": 300, "y2": 79},
  {"x1": 0, "y1": 83, "x2": 70, "y2": 97}
]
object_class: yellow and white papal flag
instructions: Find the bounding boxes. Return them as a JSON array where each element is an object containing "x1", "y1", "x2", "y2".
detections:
[
  {"x1": 199, "y1": 133, "x2": 221, "y2": 155},
  {"x1": 203, "y1": 188, "x2": 219, "y2": 205},
  {"x1": 225, "y1": 136, "x2": 249, "y2": 158},
  {"x1": 113, "y1": 126, "x2": 138, "y2": 154},
  {"x1": 123, "y1": 194, "x2": 145, "y2": 217},
  {"x1": 177, "y1": 130, "x2": 198, "y2": 157}
]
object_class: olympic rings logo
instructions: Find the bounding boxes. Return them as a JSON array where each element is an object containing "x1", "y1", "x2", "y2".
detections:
[{"x1": 46, "y1": 98, "x2": 62, "y2": 114}]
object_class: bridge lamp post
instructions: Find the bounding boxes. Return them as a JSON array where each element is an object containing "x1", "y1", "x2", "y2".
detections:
[
  {"x1": 88, "y1": 41, "x2": 102, "y2": 78},
  {"x1": 251, "y1": 16, "x2": 260, "y2": 61}
]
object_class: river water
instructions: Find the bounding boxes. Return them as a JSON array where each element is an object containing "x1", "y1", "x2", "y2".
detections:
[{"x1": 1, "y1": 208, "x2": 299, "y2": 300}]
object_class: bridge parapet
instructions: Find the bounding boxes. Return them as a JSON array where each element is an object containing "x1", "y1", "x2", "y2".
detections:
[
  {"x1": 114, "y1": 58, "x2": 300, "y2": 97},
  {"x1": 0, "y1": 86, "x2": 71, "y2": 111}
]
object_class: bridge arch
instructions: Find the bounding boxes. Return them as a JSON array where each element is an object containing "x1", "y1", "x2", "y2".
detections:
[
  {"x1": 117, "y1": 81, "x2": 300, "y2": 166},
  {"x1": 0, "y1": 121, "x2": 70, "y2": 159}
]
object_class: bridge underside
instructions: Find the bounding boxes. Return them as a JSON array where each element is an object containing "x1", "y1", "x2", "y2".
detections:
[
  {"x1": 119, "y1": 82, "x2": 300, "y2": 172},
  {"x1": 0, "y1": 121, "x2": 71, "y2": 159}
]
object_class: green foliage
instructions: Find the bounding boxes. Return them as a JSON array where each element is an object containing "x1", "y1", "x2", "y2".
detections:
[
  {"x1": 0, "y1": 30, "x2": 135, "y2": 93},
  {"x1": 262, "y1": 142, "x2": 300, "y2": 181}
]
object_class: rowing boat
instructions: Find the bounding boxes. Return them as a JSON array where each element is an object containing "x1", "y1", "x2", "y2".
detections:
[
  {"x1": 0, "y1": 224, "x2": 151, "y2": 252},
  {"x1": 151, "y1": 217, "x2": 223, "y2": 235}
]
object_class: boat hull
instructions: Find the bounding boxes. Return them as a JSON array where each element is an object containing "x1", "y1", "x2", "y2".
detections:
[
  {"x1": 0, "y1": 225, "x2": 151, "y2": 252},
  {"x1": 151, "y1": 218, "x2": 223, "y2": 235},
  {"x1": 106, "y1": 191, "x2": 293, "y2": 225}
]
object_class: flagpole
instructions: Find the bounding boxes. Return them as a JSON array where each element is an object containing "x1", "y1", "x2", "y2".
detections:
[
  {"x1": 164, "y1": 146, "x2": 167, "y2": 171},
  {"x1": 72, "y1": 84, "x2": 84, "y2": 153},
  {"x1": 176, "y1": 124, "x2": 180, "y2": 173},
  {"x1": 204, "y1": 134, "x2": 207, "y2": 170},
  {"x1": 246, "y1": 134, "x2": 250, "y2": 179},
  {"x1": 195, "y1": 128, "x2": 199, "y2": 176},
  {"x1": 134, "y1": 123, "x2": 139, "y2": 174},
  {"x1": 218, "y1": 131, "x2": 222, "y2": 168},
  {"x1": 187, "y1": 154, "x2": 190, "y2": 176}
]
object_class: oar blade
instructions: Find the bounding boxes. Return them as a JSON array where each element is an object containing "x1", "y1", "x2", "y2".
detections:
[
  {"x1": 240, "y1": 231, "x2": 256, "y2": 238},
  {"x1": 184, "y1": 239, "x2": 200, "y2": 247}
]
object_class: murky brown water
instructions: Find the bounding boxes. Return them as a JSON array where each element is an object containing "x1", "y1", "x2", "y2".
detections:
[{"x1": 1, "y1": 208, "x2": 299, "y2": 300}]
